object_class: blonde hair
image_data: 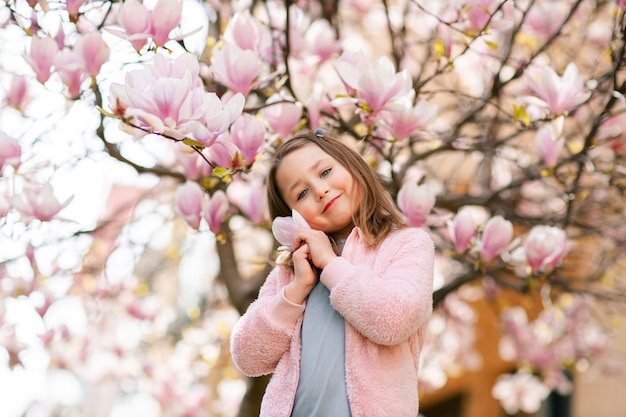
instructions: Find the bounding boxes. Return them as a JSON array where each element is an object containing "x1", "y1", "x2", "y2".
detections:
[{"x1": 266, "y1": 131, "x2": 406, "y2": 248}]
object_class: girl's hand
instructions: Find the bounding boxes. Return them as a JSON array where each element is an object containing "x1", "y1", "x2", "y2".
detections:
[
  {"x1": 285, "y1": 243, "x2": 317, "y2": 305},
  {"x1": 294, "y1": 229, "x2": 337, "y2": 270}
]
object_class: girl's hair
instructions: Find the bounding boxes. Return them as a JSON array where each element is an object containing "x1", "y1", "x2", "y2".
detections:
[{"x1": 267, "y1": 131, "x2": 406, "y2": 248}]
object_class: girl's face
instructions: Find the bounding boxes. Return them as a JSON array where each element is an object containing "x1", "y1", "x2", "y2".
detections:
[{"x1": 275, "y1": 144, "x2": 360, "y2": 239}]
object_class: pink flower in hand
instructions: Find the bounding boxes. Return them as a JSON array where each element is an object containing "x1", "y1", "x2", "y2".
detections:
[
  {"x1": 448, "y1": 207, "x2": 477, "y2": 254},
  {"x1": 24, "y1": 36, "x2": 59, "y2": 83},
  {"x1": 524, "y1": 63, "x2": 590, "y2": 116},
  {"x1": 397, "y1": 182, "x2": 436, "y2": 227},
  {"x1": 0, "y1": 132, "x2": 21, "y2": 171},
  {"x1": 202, "y1": 190, "x2": 228, "y2": 234},
  {"x1": 480, "y1": 215, "x2": 513, "y2": 261},
  {"x1": 523, "y1": 225, "x2": 568, "y2": 273},
  {"x1": 12, "y1": 183, "x2": 73, "y2": 222},
  {"x1": 272, "y1": 210, "x2": 310, "y2": 251},
  {"x1": 175, "y1": 181, "x2": 204, "y2": 229}
]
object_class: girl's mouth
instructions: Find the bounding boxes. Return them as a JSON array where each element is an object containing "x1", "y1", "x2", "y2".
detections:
[{"x1": 323, "y1": 195, "x2": 340, "y2": 213}]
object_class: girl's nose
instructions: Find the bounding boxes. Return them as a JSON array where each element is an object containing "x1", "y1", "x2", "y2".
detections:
[{"x1": 316, "y1": 185, "x2": 329, "y2": 200}]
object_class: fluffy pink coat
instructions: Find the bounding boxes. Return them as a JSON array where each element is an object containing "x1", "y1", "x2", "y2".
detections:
[{"x1": 230, "y1": 227, "x2": 435, "y2": 417}]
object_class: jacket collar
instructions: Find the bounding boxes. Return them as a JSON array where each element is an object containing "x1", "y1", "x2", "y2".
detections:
[{"x1": 342, "y1": 227, "x2": 361, "y2": 259}]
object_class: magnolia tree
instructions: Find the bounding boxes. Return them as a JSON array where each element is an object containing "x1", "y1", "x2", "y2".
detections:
[{"x1": 1, "y1": 0, "x2": 626, "y2": 416}]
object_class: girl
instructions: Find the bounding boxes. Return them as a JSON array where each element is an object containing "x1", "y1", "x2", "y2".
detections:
[{"x1": 230, "y1": 131, "x2": 435, "y2": 417}]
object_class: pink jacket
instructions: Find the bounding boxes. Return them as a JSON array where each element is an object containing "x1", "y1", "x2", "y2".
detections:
[{"x1": 230, "y1": 227, "x2": 435, "y2": 417}]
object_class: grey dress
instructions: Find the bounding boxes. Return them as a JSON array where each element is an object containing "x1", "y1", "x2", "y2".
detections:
[{"x1": 291, "y1": 240, "x2": 351, "y2": 417}]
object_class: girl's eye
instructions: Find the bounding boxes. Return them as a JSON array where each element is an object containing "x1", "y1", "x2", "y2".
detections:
[
  {"x1": 321, "y1": 168, "x2": 331, "y2": 177},
  {"x1": 297, "y1": 189, "x2": 308, "y2": 200}
]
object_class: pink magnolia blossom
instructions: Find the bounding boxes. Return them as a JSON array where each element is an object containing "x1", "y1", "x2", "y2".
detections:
[
  {"x1": 230, "y1": 113, "x2": 266, "y2": 165},
  {"x1": 620, "y1": 0, "x2": 626, "y2": 12},
  {"x1": 54, "y1": 21, "x2": 65, "y2": 49},
  {"x1": 206, "y1": 135, "x2": 244, "y2": 169},
  {"x1": 175, "y1": 147, "x2": 211, "y2": 180},
  {"x1": 210, "y1": 41, "x2": 264, "y2": 96},
  {"x1": 272, "y1": 209, "x2": 311, "y2": 250},
  {"x1": 524, "y1": 3, "x2": 566, "y2": 40},
  {"x1": 305, "y1": 19, "x2": 342, "y2": 63},
  {"x1": 523, "y1": 225, "x2": 568, "y2": 273},
  {"x1": 74, "y1": 31, "x2": 110, "y2": 77},
  {"x1": 332, "y1": 50, "x2": 368, "y2": 96},
  {"x1": 175, "y1": 181, "x2": 204, "y2": 229},
  {"x1": 0, "y1": 193, "x2": 10, "y2": 218},
  {"x1": 114, "y1": 0, "x2": 151, "y2": 51},
  {"x1": 109, "y1": 0, "x2": 185, "y2": 50},
  {"x1": 181, "y1": 93, "x2": 245, "y2": 147},
  {"x1": 304, "y1": 82, "x2": 335, "y2": 130},
  {"x1": 448, "y1": 207, "x2": 477, "y2": 253},
  {"x1": 397, "y1": 182, "x2": 436, "y2": 227},
  {"x1": 4, "y1": 75, "x2": 29, "y2": 113},
  {"x1": 492, "y1": 371, "x2": 550, "y2": 415},
  {"x1": 334, "y1": 54, "x2": 412, "y2": 114},
  {"x1": 461, "y1": 0, "x2": 496, "y2": 34},
  {"x1": 237, "y1": 182, "x2": 266, "y2": 224},
  {"x1": 24, "y1": 36, "x2": 59, "y2": 83},
  {"x1": 12, "y1": 183, "x2": 74, "y2": 222},
  {"x1": 25, "y1": 0, "x2": 49, "y2": 11},
  {"x1": 480, "y1": 215, "x2": 513, "y2": 261},
  {"x1": 65, "y1": 0, "x2": 88, "y2": 21},
  {"x1": 380, "y1": 98, "x2": 438, "y2": 140},
  {"x1": 224, "y1": 10, "x2": 269, "y2": 53},
  {"x1": 525, "y1": 63, "x2": 590, "y2": 116},
  {"x1": 109, "y1": 53, "x2": 244, "y2": 144},
  {"x1": 261, "y1": 95, "x2": 303, "y2": 138},
  {"x1": 356, "y1": 57, "x2": 412, "y2": 112},
  {"x1": 55, "y1": 50, "x2": 86, "y2": 99},
  {"x1": 535, "y1": 126, "x2": 564, "y2": 168},
  {"x1": 0, "y1": 327, "x2": 25, "y2": 368},
  {"x1": 202, "y1": 190, "x2": 228, "y2": 234},
  {"x1": 0, "y1": 132, "x2": 21, "y2": 171},
  {"x1": 150, "y1": 0, "x2": 183, "y2": 48}
]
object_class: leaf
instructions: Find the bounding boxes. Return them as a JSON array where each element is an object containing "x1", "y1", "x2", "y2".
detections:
[
  {"x1": 212, "y1": 167, "x2": 231, "y2": 178},
  {"x1": 512, "y1": 104, "x2": 530, "y2": 126},
  {"x1": 484, "y1": 40, "x2": 498, "y2": 50},
  {"x1": 434, "y1": 39, "x2": 445, "y2": 60},
  {"x1": 183, "y1": 138, "x2": 206, "y2": 148}
]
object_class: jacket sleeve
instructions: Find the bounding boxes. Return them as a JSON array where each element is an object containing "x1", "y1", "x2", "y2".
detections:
[
  {"x1": 321, "y1": 228, "x2": 434, "y2": 346},
  {"x1": 230, "y1": 266, "x2": 305, "y2": 377}
]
